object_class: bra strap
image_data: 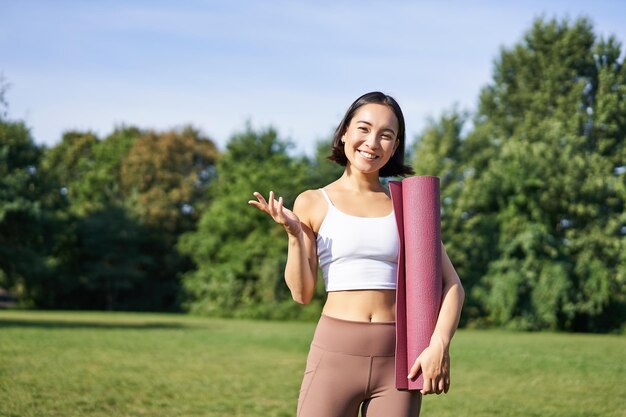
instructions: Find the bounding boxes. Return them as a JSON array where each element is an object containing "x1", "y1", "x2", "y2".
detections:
[{"x1": 319, "y1": 188, "x2": 334, "y2": 207}]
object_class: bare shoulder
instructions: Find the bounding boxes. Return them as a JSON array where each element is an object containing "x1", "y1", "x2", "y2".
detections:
[
  {"x1": 293, "y1": 189, "x2": 325, "y2": 215},
  {"x1": 293, "y1": 189, "x2": 327, "y2": 233}
]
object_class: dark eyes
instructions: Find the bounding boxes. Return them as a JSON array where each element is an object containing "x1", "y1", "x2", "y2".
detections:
[{"x1": 356, "y1": 126, "x2": 394, "y2": 140}]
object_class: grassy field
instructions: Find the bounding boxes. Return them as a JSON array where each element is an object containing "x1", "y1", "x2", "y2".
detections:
[{"x1": 0, "y1": 311, "x2": 624, "y2": 417}]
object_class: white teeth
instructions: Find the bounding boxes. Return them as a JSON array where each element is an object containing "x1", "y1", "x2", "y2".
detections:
[{"x1": 358, "y1": 150, "x2": 377, "y2": 160}]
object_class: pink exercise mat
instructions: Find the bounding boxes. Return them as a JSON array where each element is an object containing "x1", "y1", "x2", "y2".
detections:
[{"x1": 390, "y1": 176, "x2": 442, "y2": 391}]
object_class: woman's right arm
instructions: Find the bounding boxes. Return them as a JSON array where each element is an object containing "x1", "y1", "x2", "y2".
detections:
[{"x1": 248, "y1": 190, "x2": 318, "y2": 304}]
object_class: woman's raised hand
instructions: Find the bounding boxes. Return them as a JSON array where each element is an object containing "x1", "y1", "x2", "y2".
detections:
[{"x1": 248, "y1": 191, "x2": 302, "y2": 237}]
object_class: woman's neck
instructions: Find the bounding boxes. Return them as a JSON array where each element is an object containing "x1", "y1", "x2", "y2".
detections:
[{"x1": 337, "y1": 165, "x2": 384, "y2": 192}]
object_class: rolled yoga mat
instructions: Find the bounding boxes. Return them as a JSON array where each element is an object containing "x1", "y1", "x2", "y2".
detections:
[{"x1": 390, "y1": 176, "x2": 442, "y2": 391}]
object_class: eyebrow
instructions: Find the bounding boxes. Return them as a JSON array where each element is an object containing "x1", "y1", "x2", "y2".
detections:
[{"x1": 356, "y1": 120, "x2": 397, "y2": 136}]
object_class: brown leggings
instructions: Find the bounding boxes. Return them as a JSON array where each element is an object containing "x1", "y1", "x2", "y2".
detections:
[{"x1": 297, "y1": 315, "x2": 421, "y2": 417}]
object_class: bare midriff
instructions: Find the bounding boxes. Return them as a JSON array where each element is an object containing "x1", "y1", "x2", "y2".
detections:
[{"x1": 322, "y1": 289, "x2": 396, "y2": 323}]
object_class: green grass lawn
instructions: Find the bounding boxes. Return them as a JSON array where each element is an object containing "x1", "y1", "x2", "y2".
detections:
[{"x1": 0, "y1": 311, "x2": 624, "y2": 417}]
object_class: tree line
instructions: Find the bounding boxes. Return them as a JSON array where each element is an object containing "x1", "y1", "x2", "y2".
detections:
[{"x1": 1, "y1": 17, "x2": 624, "y2": 331}]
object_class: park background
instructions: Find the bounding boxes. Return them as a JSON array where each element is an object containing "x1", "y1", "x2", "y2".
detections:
[{"x1": 1, "y1": 1, "x2": 625, "y2": 416}]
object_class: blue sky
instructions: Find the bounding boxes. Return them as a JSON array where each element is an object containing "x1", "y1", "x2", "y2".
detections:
[{"x1": 2, "y1": 0, "x2": 625, "y2": 155}]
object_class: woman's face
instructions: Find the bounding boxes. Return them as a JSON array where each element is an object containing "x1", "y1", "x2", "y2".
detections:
[{"x1": 341, "y1": 103, "x2": 399, "y2": 175}]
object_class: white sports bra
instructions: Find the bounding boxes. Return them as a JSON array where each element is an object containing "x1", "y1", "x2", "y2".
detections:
[{"x1": 316, "y1": 188, "x2": 398, "y2": 292}]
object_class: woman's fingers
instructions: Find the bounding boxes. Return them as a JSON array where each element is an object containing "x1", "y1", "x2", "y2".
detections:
[
  {"x1": 250, "y1": 191, "x2": 288, "y2": 224},
  {"x1": 249, "y1": 192, "x2": 268, "y2": 211},
  {"x1": 407, "y1": 358, "x2": 421, "y2": 380},
  {"x1": 409, "y1": 354, "x2": 450, "y2": 395},
  {"x1": 249, "y1": 191, "x2": 276, "y2": 212},
  {"x1": 254, "y1": 191, "x2": 268, "y2": 206},
  {"x1": 277, "y1": 196, "x2": 285, "y2": 219},
  {"x1": 268, "y1": 191, "x2": 275, "y2": 214},
  {"x1": 437, "y1": 377, "x2": 445, "y2": 394},
  {"x1": 269, "y1": 191, "x2": 284, "y2": 220},
  {"x1": 423, "y1": 377, "x2": 443, "y2": 395},
  {"x1": 420, "y1": 378, "x2": 432, "y2": 395}
]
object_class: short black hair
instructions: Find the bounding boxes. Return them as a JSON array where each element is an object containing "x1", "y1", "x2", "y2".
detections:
[{"x1": 328, "y1": 91, "x2": 414, "y2": 177}]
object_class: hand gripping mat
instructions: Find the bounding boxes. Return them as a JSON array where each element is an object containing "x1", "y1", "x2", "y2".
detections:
[{"x1": 390, "y1": 176, "x2": 442, "y2": 391}]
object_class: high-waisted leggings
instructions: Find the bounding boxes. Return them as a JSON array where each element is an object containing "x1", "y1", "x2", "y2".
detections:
[{"x1": 297, "y1": 314, "x2": 421, "y2": 417}]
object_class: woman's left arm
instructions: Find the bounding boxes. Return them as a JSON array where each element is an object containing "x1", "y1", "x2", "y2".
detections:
[{"x1": 407, "y1": 241, "x2": 465, "y2": 395}]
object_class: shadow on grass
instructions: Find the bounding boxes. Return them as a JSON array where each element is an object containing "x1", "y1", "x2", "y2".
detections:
[{"x1": 0, "y1": 319, "x2": 191, "y2": 330}]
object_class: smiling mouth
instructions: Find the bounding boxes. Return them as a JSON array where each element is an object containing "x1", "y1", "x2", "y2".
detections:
[{"x1": 358, "y1": 150, "x2": 378, "y2": 160}]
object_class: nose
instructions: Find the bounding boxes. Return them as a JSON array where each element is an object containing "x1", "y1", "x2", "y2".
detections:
[{"x1": 364, "y1": 132, "x2": 380, "y2": 149}]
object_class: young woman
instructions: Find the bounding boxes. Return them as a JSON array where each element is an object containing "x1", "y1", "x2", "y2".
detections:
[{"x1": 249, "y1": 92, "x2": 465, "y2": 417}]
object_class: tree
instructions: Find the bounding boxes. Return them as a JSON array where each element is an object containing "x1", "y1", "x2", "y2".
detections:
[
  {"x1": 457, "y1": 17, "x2": 625, "y2": 331},
  {"x1": 0, "y1": 116, "x2": 47, "y2": 297},
  {"x1": 75, "y1": 206, "x2": 154, "y2": 311},
  {"x1": 40, "y1": 130, "x2": 99, "y2": 216},
  {"x1": 117, "y1": 126, "x2": 220, "y2": 310},
  {"x1": 120, "y1": 126, "x2": 218, "y2": 237},
  {"x1": 73, "y1": 126, "x2": 140, "y2": 212},
  {"x1": 306, "y1": 139, "x2": 345, "y2": 188},
  {"x1": 36, "y1": 126, "x2": 219, "y2": 310},
  {"x1": 411, "y1": 110, "x2": 495, "y2": 325},
  {"x1": 178, "y1": 125, "x2": 320, "y2": 319},
  {"x1": 36, "y1": 128, "x2": 146, "y2": 309}
]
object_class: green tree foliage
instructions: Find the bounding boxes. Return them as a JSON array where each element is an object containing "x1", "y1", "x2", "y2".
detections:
[
  {"x1": 0, "y1": 81, "x2": 76, "y2": 306},
  {"x1": 178, "y1": 125, "x2": 324, "y2": 319},
  {"x1": 412, "y1": 110, "x2": 496, "y2": 325},
  {"x1": 120, "y1": 126, "x2": 218, "y2": 237},
  {"x1": 414, "y1": 17, "x2": 625, "y2": 331},
  {"x1": 40, "y1": 130, "x2": 99, "y2": 216},
  {"x1": 0, "y1": 116, "x2": 47, "y2": 295},
  {"x1": 75, "y1": 206, "x2": 154, "y2": 310},
  {"x1": 35, "y1": 125, "x2": 219, "y2": 311},
  {"x1": 41, "y1": 127, "x2": 140, "y2": 215},
  {"x1": 306, "y1": 139, "x2": 345, "y2": 186},
  {"x1": 75, "y1": 126, "x2": 140, "y2": 212},
  {"x1": 119, "y1": 127, "x2": 219, "y2": 310},
  {"x1": 37, "y1": 128, "x2": 145, "y2": 309}
]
